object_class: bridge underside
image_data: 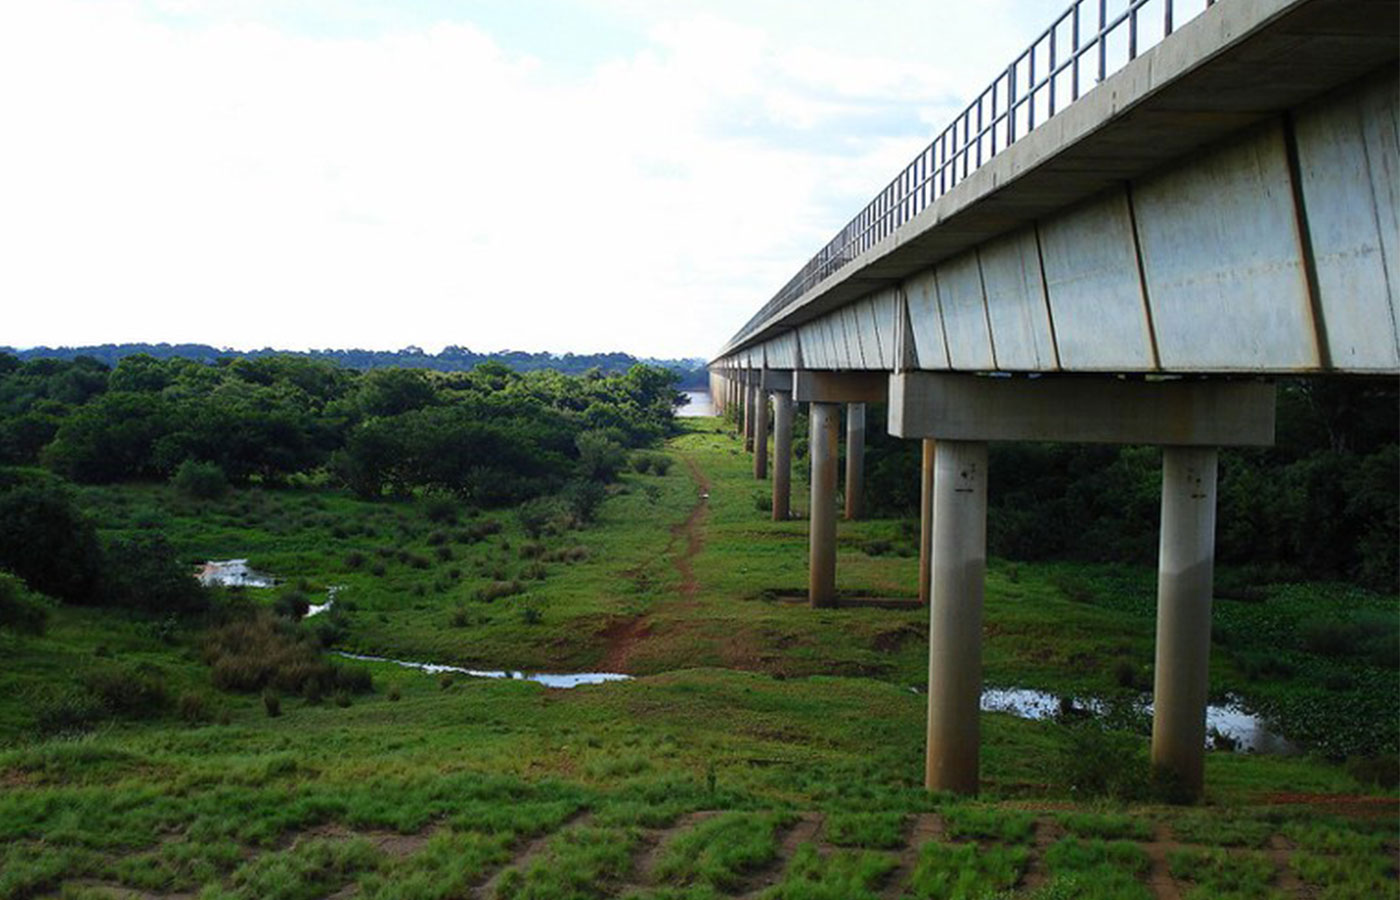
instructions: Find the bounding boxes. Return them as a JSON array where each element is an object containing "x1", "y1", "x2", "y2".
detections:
[{"x1": 708, "y1": 0, "x2": 1397, "y2": 800}]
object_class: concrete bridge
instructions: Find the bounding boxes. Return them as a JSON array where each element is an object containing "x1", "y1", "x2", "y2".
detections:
[{"x1": 708, "y1": 0, "x2": 1397, "y2": 798}]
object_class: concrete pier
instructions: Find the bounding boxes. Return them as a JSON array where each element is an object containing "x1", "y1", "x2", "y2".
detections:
[
  {"x1": 844, "y1": 403, "x2": 866, "y2": 519},
  {"x1": 808, "y1": 401, "x2": 840, "y2": 608},
  {"x1": 925, "y1": 439, "x2": 987, "y2": 795},
  {"x1": 744, "y1": 382, "x2": 756, "y2": 451},
  {"x1": 772, "y1": 390, "x2": 793, "y2": 520},
  {"x1": 754, "y1": 386, "x2": 770, "y2": 479},
  {"x1": 1151, "y1": 446, "x2": 1219, "y2": 798},
  {"x1": 918, "y1": 439, "x2": 935, "y2": 606}
]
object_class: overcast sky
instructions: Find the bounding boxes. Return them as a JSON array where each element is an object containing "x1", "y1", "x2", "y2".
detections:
[{"x1": 1, "y1": 0, "x2": 1064, "y2": 359}]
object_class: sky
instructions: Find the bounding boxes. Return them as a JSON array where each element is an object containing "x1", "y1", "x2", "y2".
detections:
[{"x1": 1, "y1": 0, "x2": 1064, "y2": 360}]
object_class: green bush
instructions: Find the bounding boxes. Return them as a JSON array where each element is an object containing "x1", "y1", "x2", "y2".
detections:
[
  {"x1": 0, "y1": 570, "x2": 50, "y2": 636},
  {"x1": 171, "y1": 459, "x2": 228, "y2": 500},
  {"x1": 30, "y1": 684, "x2": 108, "y2": 735},
  {"x1": 81, "y1": 662, "x2": 170, "y2": 718}
]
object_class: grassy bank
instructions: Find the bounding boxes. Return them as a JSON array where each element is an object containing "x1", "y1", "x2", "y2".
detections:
[{"x1": 1, "y1": 417, "x2": 1395, "y2": 899}]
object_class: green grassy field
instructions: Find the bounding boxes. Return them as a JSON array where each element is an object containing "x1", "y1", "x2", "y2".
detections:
[{"x1": 1, "y1": 417, "x2": 1395, "y2": 899}]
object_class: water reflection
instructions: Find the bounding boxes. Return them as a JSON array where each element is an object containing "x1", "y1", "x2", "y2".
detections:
[
  {"x1": 335, "y1": 651, "x2": 632, "y2": 689},
  {"x1": 977, "y1": 686, "x2": 1296, "y2": 754}
]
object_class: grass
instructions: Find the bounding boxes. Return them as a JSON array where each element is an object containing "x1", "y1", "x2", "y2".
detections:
[
  {"x1": 1167, "y1": 847, "x2": 1282, "y2": 900},
  {"x1": 903, "y1": 841, "x2": 1028, "y2": 899},
  {"x1": 649, "y1": 811, "x2": 795, "y2": 890},
  {"x1": 1041, "y1": 838, "x2": 1152, "y2": 900},
  {"x1": 0, "y1": 416, "x2": 1395, "y2": 898}
]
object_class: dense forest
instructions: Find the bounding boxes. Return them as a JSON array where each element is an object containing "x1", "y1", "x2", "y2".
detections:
[
  {"x1": 1, "y1": 343, "x2": 710, "y2": 388},
  {"x1": 0, "y1": 352, "x2": 684, "y2": 619}
]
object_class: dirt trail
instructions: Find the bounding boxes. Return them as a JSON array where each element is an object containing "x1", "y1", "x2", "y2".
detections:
[
  {"x1": 881, "y1": 813, "x2": 944, "y2": 899},
  {"x1": 1143, "y1": 823, "x2": 1185, "y2": 900},
  {"x1": 601, "y1": 452, "x2": 710, "y2": 672}
]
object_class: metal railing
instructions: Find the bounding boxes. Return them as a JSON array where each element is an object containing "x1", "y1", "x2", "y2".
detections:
[{"x1": 727, "y1": 0, "x2": 1217, "y2": 350}]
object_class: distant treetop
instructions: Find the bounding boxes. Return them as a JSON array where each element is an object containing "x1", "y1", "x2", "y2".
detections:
[{"x1": 0, "y1": 343, "x2": 709, "y2": 388}]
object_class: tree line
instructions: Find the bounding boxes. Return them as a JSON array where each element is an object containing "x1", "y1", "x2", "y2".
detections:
[
  {"x1": 0, "y1": 352, "x2": 683, "y2": 620},
  {"x1": 0, "y1": 343, "x2": 710, "y2": 388},
  {"x1": 854, "y1": 378, "x2": 1398, "y2": 591}
]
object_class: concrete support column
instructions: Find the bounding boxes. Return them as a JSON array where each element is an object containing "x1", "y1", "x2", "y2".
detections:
[
  {"x1": 744, "y1": 383, "x2": 757, "y2": 451},
  {"x1": 753, "y1": 389, "x2": 770, "y2": 479},
  {"x1": 844, "y1": 403, "x2": 866, "y2": 519},
  {"x1": 808, "y1": 402, "x2": 840, "y2": 608},
  {"x1": 925, "y1": 439, "x2": 988, "y2": 795},
  {"x1": 1151, "y1": 446, "x2": 1219, "y2": 800},
  {"x1": 772, "y1": 391, "x2": 793, "y2": 518},
  {"x1": 918, "y1": 439, "x2": 935, "y2": 606}
]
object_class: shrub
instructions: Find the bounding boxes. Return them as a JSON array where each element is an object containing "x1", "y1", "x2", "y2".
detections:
[
  {"x1": 0, "y1": 571, "x2": 50, "y2": 636},
  {"x1": 476, "y1": 580, "x2": 524, "y2": 603},
  {"x1": 178, "y1": 691, "x2": 209, "y2": 724},
  {"x1": 344, "y1": 551, "x2": 366, "y2": 570},
  {"x1": 31, "y1": 684, "x2": 108, "y2": 735},
  {"x1": 263, "y1": 690, "x2": 281, "y2": 718},
  {"x1": 387, "y1": 684, "x2": 402, "y2": 702},
  {"x1": 421, "y1": 494, "x2": 459, "y2": 524},
  {"x1": 171, "y1": 459, "x2": 228, "y2": 501},
  {"x1": 333, "y1": 690, "x2": 351, "y2": 708},
  {"x1": 204, "y1": 611, "x2": 372, "y2": 697},
  {"x1": 80, "y1": 663, "x2": 171, "y2": 719},
  {"x1": 273, "y1": 590, "x2": 310, "y2": 619},
  {"x1": 520, "y1": 605, "x2": 543, "y2": 626},
  {"x1": 576, "y1": 429, "x2": 626, "y2": 482},
  {"x1": 1059, "y1": 722, "x2": 1150, "y2": 802}
]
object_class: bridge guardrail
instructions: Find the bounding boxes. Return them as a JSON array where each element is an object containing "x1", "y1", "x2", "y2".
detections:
[{"x1": 725, "y1": 0, "x2": 1217, "y2": 354}]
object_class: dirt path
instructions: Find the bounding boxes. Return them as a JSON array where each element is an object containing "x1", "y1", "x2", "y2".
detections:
[
  {"x1": 601, "y1": 451, "x2": 710, "y2": 672},
  {"x1": 881, "y1": 813, "x2": 944, "y2": 899}
]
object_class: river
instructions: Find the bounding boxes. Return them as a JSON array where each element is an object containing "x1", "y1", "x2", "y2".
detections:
[{"x1": 677, "y1": 391, "x2": 713, "y2": 417}]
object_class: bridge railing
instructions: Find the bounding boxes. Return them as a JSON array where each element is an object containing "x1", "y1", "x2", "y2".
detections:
[{"x1": 726, "y1": 0, "x2": 1217, "y2": 352}]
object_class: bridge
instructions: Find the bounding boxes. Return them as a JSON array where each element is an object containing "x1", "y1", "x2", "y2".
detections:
[{"x1": 707, "y1": 0, "x2": 1398, "y2": 799}]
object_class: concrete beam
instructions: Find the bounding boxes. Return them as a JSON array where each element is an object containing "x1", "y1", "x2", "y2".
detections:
[
  {"x1": 761, "y1": 369, "x2": 794, "y2": 392},
  {"x1": 889, "y1": 373, "x2": 1275, "y2": 446},
  {"x1": 793, "y1": 370, "x2": 889, "y2": 404}
]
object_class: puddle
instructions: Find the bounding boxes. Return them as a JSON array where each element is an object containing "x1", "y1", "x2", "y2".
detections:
[
  {"x1": 197, "y1": 559, "x2": 277, "y2": 588},
  {"x1": 976, "y1": 686, "x2": 1297, "y2": 754},
  {"x1": 334, "y1": 651, "x2": 632, "y2": 689},
  {"x1": 305, "y1": 586, "x2": 343, "y2": 618}
]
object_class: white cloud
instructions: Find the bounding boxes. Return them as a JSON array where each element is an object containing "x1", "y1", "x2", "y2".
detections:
[{"x1": 0, "y1": 0, "x2": 1065, "y2": 358}]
